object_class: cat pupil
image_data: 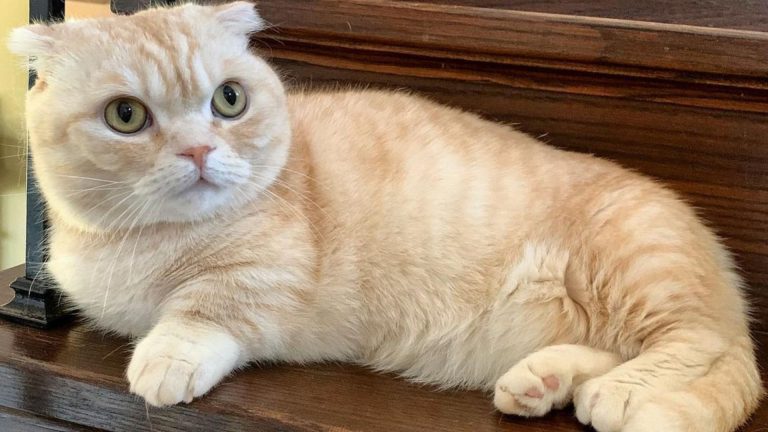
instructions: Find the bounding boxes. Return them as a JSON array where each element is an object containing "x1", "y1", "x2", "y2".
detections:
[
  {"x1": 223, "y1": 85, "x2": 237, "y2": 105},
  {"x1": 117, "y1": 102, "x2": 133, "y2": 123}
]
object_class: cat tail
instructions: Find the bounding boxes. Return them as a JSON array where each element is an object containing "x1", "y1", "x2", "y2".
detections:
[{"x1": 631, "y1": 335, "x2": 764, "y2": 432}]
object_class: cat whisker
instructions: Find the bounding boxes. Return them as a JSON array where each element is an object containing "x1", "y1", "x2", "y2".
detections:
[
  {"x1": 105, "y1": 194, "x2": 145, "y2": 236},
  {"x1": 127, "y1": 202, "x2": 153, "y2": 286},
  {"x1": 89, "y1": 199, "x2": 138, "y2": 300},
  {"x1": 248, "y1": 174, "x2": 331, "y2": 222},
  {"x1": 249, "y1": 163, "x2": 326, "y2": 186},
  {"x1": 99, "y1": 192, "x2": 139, "y2": 227},
  {"x1": 144, "y1": 402, "x2": 154, "y2": 432},
  {"x1": 82, "y1": 190, "x2": 134, "y2": 224},
  {"x1": 245, "y1": 182, "x2": 326, "y2": 242},
  {"x1": 101, "y1": 342, "x2": 131, "y2": 360},
  {"x1": 101, "y1": 199, "x2": 150, "y2": 319},
  {"x1": 24, "y1": 258, "x2": 49, "y2": 315},
  {"x1": 63, "y1": 185, "x2": 132, "y2": 198},
  {"x1": 52, "y1": 174, "x2": 126, "y2": 184}
]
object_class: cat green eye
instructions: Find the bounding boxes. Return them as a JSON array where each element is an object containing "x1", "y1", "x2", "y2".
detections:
[
  {"x1": 212, "y1": 82, "x2": 247, "y2": 118},
  {"x1": 104, "y1": 98, "x2": 148, "y2": 134}
]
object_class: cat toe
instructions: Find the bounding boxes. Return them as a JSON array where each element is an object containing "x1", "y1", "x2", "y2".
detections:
[
  {"x1": 494, "y1": 356, "x2": 572, "y2": 417},
  {"x1": 574, "y1": 377, "x2": 650, "y2": 432}
]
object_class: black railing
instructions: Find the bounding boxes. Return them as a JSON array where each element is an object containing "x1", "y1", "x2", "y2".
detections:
[{"x1": 0, "y1": 0, "x2": 66, "y2": 327}]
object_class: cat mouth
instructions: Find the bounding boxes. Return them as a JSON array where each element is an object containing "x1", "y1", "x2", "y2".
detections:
[
  {"x1": 194, "y1": 177, "x2": 216, "y2": 188},
  {"x1": 181, "y1": 177, "x2": 219, "y2": 196}
]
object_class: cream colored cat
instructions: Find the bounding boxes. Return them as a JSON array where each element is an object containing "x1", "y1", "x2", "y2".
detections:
[{"x1": 9, "y1": 2, "x2": 763, "y2": 431}]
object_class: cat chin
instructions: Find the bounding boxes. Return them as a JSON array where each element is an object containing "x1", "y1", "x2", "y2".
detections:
[
  {"x1": 97, "y1": 181, "x2": 241, "y2": 228},
  {"x1": 151, "y1": 185, "x2": 238, "y2": 224}
]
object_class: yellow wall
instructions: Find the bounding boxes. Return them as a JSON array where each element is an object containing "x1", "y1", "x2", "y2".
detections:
[
  {"x1": 0, "y1": 0, "x2": 29, "y2": 269},
  {"x1": 69, "y1": 0, "x2": 112, "y2": 18},
  {"x1": 0, "y1": 2, "x2": 112, "y2": 270}
]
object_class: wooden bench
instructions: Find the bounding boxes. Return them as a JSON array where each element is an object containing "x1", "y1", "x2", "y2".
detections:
[{"x1": 1, "y1": 1, "x2": 766, "y2": 430}]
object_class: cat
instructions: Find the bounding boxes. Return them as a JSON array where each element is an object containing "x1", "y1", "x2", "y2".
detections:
[{"x1": 8, "y1": 2, "x2": 763, "y2": 431}]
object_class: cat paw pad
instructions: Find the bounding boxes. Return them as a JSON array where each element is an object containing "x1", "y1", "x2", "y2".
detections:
[{"x1": 494, "y1": 354, "x2": 572, "y2": 417}]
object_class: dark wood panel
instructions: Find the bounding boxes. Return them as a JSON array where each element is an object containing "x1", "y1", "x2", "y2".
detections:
[
  {"x1": 410, "y1": 0, "x2": 768, "y2": 32},
  {"x1": 254, "y1": 0, "x2": 768, "y2": 82},
  {"x1": 0, "y1": 406, "x2": 97, "y2": 432},
  {"x1": 261, "y1": 41, "x2": 768, "y2": 113},
  {"x1": 116, "y1": 0, "x2": 768, "y2": 32}
]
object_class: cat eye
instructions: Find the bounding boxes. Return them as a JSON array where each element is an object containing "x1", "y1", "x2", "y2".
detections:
[
  {"x1": 104, "y1": 98, "x2": 149, "y2": 134},
  {"x1": 212, "y1": 82, "x2": 247, "y2": 118}
]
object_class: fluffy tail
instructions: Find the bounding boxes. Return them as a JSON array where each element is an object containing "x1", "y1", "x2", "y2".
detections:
[{"x1": 626, "y1": 336, "x2": 764, "y2": 432}]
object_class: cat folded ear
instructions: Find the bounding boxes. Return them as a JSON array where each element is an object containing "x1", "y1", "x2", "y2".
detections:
[
  {"x1": 214, "y1": 1, "x2": 266, "y2": 35},
  {"x1": 7, "y1": 23, "x2": 57, "y2": 58}
]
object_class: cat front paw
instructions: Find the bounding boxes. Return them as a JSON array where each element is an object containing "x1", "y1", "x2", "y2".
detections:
[
  {"x1": 494, "y1": 345, "x2": 621, "y2": 419},
  {"x1": 574, "y1": 377, "x2": 649, "y2": 432},
  {"x1": 494, "y1": 349, "x2": 572, "y2": 417},
  {"x1": 127, "y1": 321, "x2": 242, "y2": 407},
  {"x1": 128, "y1": 349, "x2": 203, "y2": 406}
]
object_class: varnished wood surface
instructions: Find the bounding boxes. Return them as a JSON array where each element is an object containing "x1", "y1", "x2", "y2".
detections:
[
  {"x1": 0, "y1": 266, "x2": 766, "y2": 431},
  {"x1": 411, "y1": 0, "x2": 768, "y2": 32},
  {"x1": 119, "y1": 0, "x2": 768, "y2": 32},
  {"x1": 254, "y1": 0, "x2": 768, "y2": 81},
  {"x1": 249, "y1": 0, "x2": 768, "y2": 333},
  {"x1": 0, "y1": 406, "x2": 97, "y2": 432}
]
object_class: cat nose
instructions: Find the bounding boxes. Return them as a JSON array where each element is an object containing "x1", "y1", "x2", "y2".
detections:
[{"x1": 177, "y1": 145, "x2": 214, "y2": 170}]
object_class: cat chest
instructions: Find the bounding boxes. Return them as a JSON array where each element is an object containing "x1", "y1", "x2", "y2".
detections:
[{"x1": 47, "y1": 240, "x2": 180, "y2": 336}]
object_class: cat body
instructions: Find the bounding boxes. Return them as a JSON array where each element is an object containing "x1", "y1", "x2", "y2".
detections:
[
  {"x1": 10, "y1": 3, "x2": 762, "y2": 432},
  {"x1": 51, "y1": 91, "x2": 588, "y2": 382}
]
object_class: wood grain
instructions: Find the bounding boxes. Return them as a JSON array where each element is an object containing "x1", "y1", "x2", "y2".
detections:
[
  {"x1": 0, "y1": 406, "x2": 97, "y2": 432},
  {"x1": 411, "y1": 0, "x2": 768, "y2": 32},
  {"x1": 0, "y1": 264, "x2": 766, "y2": 431},
  {"x1": 253, "y1": 0, "x2": 768, "y2": 82},
  {"x1": 116, "y1": 0, "x2": 768, "y2": 33}
]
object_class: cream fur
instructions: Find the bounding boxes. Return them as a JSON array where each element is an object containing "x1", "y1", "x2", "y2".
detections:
[{"x1": 9, "y1": 3, "x2": 763, "y2": 431}]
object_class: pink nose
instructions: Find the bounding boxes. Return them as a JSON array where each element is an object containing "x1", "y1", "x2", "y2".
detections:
[{"x1": 177, "y1": 145, "x2": 213, "y2": 170}]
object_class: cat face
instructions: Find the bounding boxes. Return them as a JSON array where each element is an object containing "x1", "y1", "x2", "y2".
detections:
[{"x1": 9, "y1": 2, "x2": 290, "y2": 231}]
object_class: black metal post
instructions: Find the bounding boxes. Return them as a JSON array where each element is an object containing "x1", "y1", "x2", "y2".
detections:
[
  {"x1": 111, "y1": 0, "x2": 152, "y2": 14},
  {"x1": 0, "y1": 0, "x2": 67, "y2": 328}
]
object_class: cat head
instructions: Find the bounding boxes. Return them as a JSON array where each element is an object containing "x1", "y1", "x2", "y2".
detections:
[{"x1": 8, "y1": 2, "x2": 290, "y2": 232}]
